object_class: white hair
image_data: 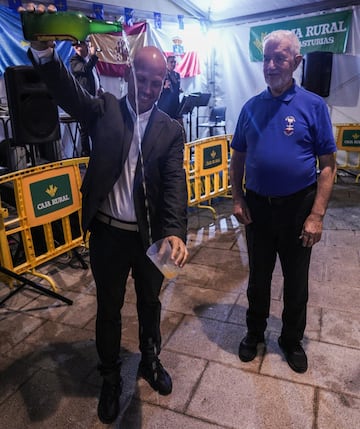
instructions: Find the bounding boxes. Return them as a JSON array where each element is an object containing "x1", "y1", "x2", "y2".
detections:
[{"x1": 263, "y1": 30, "x2": 301, "y2": 56}]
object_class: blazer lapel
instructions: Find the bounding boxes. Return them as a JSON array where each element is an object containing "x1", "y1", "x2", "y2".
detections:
[
  {"x1": 140, "y1": 107, "x2": 164, "y2": 160},
  {"x1": 133, "y1": 107, "x2": 164, "y2": 199},
  {"x1": 119, "y1": 98, "x2": 134, "y2": 164}
]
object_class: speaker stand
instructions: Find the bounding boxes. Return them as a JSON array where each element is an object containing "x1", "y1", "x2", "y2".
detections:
[
  {"x1": 26, "y1": 145, "x2": 37, "y2": 167},
  {"x1": 22, "y1": 141, "x2": 60, "y2": 167},
  {"x1": 0, "y1": 265, "x2": 73, "y2": 306},
  {"x1": 71, "y1": 248, "x2": 88, "y2": 269}
]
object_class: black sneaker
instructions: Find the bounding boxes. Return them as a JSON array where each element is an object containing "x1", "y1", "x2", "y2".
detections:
[
  {"x1": 238, "y1": 333, "x2": 265, "y2": 362},
  {"x1": 138, "y1": 357, "x2": 172, "y2": 395},
  {"x1": 278, "y1": 337, "x2": 308, "y2": 373},
  {"x1": 97, "y1": 379, "x2": 122, "y2": 424}
]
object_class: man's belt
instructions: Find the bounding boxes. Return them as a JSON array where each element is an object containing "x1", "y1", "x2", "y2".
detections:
[
  {"x1": 96, "y1": 212, "x2": 139, "y2": 232},
  {"x1": 246, "y1": 183, "x2": 317, "y2": 206}
]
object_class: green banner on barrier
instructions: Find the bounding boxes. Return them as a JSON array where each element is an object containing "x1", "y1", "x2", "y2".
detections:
[
  {"x1": 342, "y1": 129, "x2": 360, "y2": 148},
  {"x1": 203, "y1": 144, "x2": 222, "y2": 169},
  {"x1": 250, "y1": 10, "x2": 352, "y2": 62},
  {"x1": 30, "y1": 174, "x2": 74, "y2": 218}
]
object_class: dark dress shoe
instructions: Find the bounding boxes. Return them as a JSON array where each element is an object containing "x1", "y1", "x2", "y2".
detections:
[
  {"x1": 278, "y1": 337, "x2": 308, "y2": 373},
  {"x1": 97, "y1": 379, "x2": 122, "y2": 424},
  {"x1": 238, "y1": 333, "x2": 265, "y2": 362},
  {"x1": 138, "y1": 357, "x2": 172, "y2": 395}
]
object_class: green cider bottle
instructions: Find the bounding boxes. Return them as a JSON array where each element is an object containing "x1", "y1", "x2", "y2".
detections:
[{"x1": 21, "y1": 11, "x2": 122, "y2": 42}]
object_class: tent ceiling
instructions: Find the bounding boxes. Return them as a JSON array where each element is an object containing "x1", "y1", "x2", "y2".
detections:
[
  {"x1": 174, "y1": 0, "x2": 360, "y2": 24},
  {"x1": 62, "y1": 0, "x2": 359, "y2": 25},
  {"x1": 0, "y1": 0, "x2": 357, "y2": 24}
]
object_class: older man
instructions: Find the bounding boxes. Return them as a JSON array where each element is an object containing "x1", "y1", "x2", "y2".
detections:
[{"x1": 230, "y1": 30, "x2": 336, "y2": 373}]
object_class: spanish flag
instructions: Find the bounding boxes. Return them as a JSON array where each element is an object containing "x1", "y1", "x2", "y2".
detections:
[{"x1": 90, "y1": 21, "x2": 147, "y2": 78}]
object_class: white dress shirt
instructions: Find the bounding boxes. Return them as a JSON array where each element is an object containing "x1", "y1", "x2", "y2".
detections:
[{"x1": 99, "y1": 97, "x2": 153, "y2": 222}]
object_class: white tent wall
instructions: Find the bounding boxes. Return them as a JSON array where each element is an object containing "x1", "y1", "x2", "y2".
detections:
[
  {"x1": 101, "y1": 4, "x2": 360, "y2": 140},
  {"x1": 147, "y1": 20, "x2": 207, "y2": 96},
  {"x1": 0, "y1": 3, "x2": 359, "y2": 144},
  {"x1": 209, "y1": 5, "x2": 360, "y2": 138}
]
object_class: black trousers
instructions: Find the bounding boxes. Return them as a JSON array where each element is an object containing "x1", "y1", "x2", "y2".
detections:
[
  {"x1": 244, "y1": 184, "x2": 316, "y2": 344},
  {"x1": 89, "y1": 219, "x2": 164, "y2": 382}
]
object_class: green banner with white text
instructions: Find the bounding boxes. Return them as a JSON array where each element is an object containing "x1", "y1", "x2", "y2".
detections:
[
  {"x1": 250, "y1": 10, "x2": 352, "y2": 62},
  {"x1": 30, "y1": 174, "x2": 74, "y2": 218}
]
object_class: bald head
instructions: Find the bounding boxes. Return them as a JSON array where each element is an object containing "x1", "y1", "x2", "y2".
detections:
[
  {"x1": 126, "y1": 46, "x2": 167, "y2": 113},
  {"x1": 133, "y1": 46, "x2": 167, "y2": 76}
]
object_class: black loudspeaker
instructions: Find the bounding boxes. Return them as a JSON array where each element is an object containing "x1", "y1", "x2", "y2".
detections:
[
  {"x1": 301, "y1": 51, "x2": 333, "y2": 97},
  {"x1": 4, "y1": 65, "x2": 60, "y2": 146}
]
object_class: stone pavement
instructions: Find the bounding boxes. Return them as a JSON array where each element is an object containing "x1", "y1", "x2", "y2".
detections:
[{"x1": 0, "y1": 178, "x2": 359, "y2": 429}]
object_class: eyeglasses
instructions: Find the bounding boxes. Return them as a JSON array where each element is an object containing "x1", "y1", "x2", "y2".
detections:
[{"x1": 74, "y1": 40, "x2": 90, "y2": 46}]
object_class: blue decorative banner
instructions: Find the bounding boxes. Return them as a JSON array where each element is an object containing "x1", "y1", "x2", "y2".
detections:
[
  {"x1": 125, "y1": 7, "x2": 134, "y2": 26},
  {"x1": 178, "y1": 14, "x2": 184, "y2": 30},
  {"x1": 7, "y1": 0, "x2": 21, "y2": 11},
  {"x1": 154, "y1": 12, "x2": 161, "y2": 29},
  {"x1": 54, "y1": 0, "x2": 67, "y2": 11},
  {"x1": 93, "y1": 3, "x2": 104, "y2": 20}
]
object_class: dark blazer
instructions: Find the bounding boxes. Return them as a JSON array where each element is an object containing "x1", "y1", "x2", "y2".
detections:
[
  {"x1": 157, "y1": 70, "x2": 181, "y2": 119},
  {"x1": 69, "y1": 53, "x2": 99, "y2": 96},
  {"x1": 28, "y1": 49, "x2": 188, "y2": 249}
]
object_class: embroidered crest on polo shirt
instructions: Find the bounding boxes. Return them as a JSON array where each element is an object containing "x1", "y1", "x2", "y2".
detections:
[{"x1": 284, "y1": 115, "x2": 295, "y2": 136}]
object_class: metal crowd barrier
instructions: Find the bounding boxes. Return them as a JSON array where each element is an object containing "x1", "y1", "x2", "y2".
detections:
[
  {"x1": 184, "y1": 134, "x2": 233, "y2": 218},
  {"x1": 334, "y1": 124, "x2": 360, "y2": 182},
  {"x1": 0, "y1": 135, "x2": 234, "y2": 303},
  {"x1": 0, "y1": 157, "x2": 89, "y2": 305}
]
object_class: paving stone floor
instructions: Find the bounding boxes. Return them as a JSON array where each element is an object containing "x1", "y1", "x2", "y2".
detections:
[{"x1": 0, "y1": 176, "x2": 359, "y2": 428}]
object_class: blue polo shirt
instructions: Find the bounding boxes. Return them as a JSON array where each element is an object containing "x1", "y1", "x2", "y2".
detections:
[{"x1": 231, "y1": 83, "x2": 336, "y2": 196}]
